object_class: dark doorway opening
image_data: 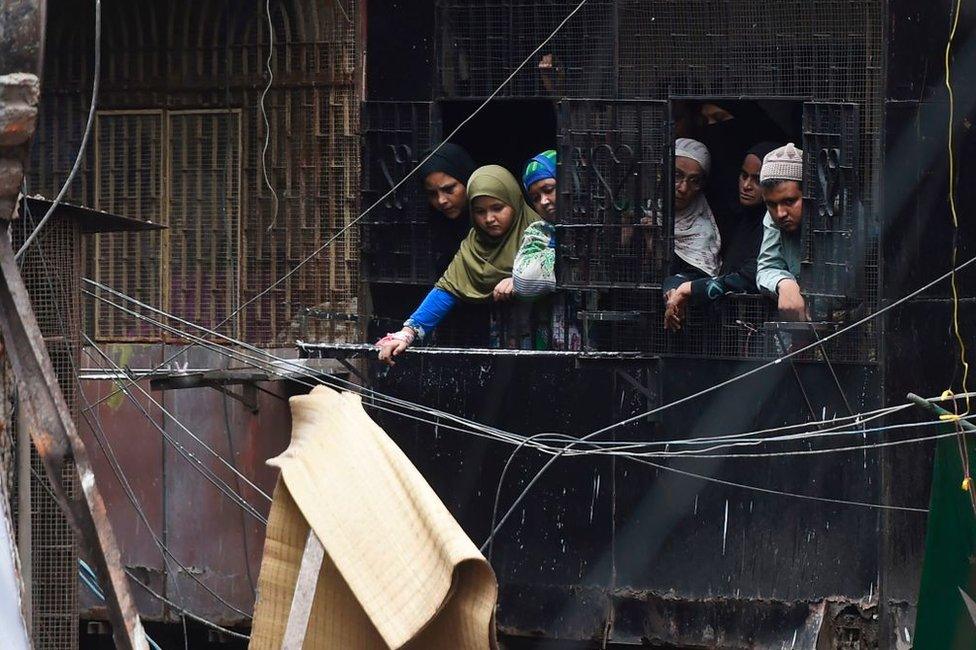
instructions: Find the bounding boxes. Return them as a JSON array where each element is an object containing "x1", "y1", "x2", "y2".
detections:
[
  {"x1": 440, "y1": 99, "x2": 559, "y2": 180},
  {"x1": 365, "y1": 100, "x2": 558, "y2": 349},
  {"x1": 671, "y1": 98, "x2": 803, "y2": 236}
]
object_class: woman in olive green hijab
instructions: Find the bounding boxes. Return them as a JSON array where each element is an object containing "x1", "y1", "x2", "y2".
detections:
[{"x1": 376, "y1": 165, "x2": 539, "y2": 365}]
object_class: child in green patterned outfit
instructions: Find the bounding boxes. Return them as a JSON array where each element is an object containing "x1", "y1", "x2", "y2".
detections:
[
  {"x1": 513, "y1": 150, "x2": 581, "y2": 350},
  {"x1": 514, "y1": 150, "x2": 557, "y2": 298}
]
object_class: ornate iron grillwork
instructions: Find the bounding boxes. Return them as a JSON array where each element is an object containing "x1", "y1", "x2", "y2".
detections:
[
  {"x1": 554, "y1": 99, "x2": 672, "y2": 353},
  {"x1": 361, "y1": 101, "x2": 442, "y2": 285}
]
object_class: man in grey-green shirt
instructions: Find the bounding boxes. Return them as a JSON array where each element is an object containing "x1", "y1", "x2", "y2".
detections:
[{"x1": 755, "y1": 143, "x2": 806, "y2": 321}]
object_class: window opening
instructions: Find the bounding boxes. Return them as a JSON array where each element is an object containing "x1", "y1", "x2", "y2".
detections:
[
  {"x1": 663, "y1": 98, "x2": 804, "y2": 360},
  {"x1": 364, "y1": 99, "x2": 558, "y2": 349}
]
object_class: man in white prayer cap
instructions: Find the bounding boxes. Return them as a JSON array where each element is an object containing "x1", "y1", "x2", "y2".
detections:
[{"x1": 756, "y1": 142, "x2": 806, "y2": 321}]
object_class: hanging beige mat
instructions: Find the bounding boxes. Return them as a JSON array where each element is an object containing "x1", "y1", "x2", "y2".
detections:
[{"x1": 250, "y1": 385, "x2": 498, "y2": 649}]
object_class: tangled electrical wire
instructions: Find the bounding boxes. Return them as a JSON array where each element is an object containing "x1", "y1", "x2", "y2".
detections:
[
  {"x1": 82, "y1": 273, "x2": 974, "y2": 543},
  {"x1": 25, "y1": 4, "x2": 974, "y2": 637},
  {"x1": 16, "y1": 192, "x2": 250, "y2": 641}
]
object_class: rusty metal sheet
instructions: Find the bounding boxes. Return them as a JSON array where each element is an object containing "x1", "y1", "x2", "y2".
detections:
[
  {"x1": 78, "y1": 341, "x2": 294, "y2": 626},
  {"x1": 0, "y1": 231, "x2": 147, "y2": 648},
  {"x1": 77, "y1": 343, "x2": 167, "y2": 620},
  {"x1": 156, "y1": 344, "x2": 290, "y2": 624}
]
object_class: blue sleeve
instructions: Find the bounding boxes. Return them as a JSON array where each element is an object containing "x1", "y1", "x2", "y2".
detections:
[{"x1": 404, "y1": 287, "x2": 457, "y2": 340}]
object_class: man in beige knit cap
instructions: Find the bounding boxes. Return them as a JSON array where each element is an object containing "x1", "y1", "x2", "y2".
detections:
[{"x1": 756, "y1": 143, "x2": 806, "y2": 321}]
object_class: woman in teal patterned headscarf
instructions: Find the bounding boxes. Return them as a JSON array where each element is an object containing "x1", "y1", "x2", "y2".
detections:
[
  {"x1": 514, "y1": 150, "x2": 558, "y2": 297},
  {"x1": 521, "y1": 149, "x2": 557, "y2": 221}
]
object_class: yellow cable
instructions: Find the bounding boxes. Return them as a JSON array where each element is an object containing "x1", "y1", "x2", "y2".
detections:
[{"x1": 945, "y1": 0, "x2": 971, "y2": 415}]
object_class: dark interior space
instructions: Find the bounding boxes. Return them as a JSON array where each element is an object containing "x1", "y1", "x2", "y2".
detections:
[
  {"x1": 365, "y1": 0, "x2": 437, "y2": 101},
  {"x1": 440, "y1": 99, "x2": 560, "y2": 180},
  {"x1": 672, "y1": 98, "x2": 802, "y2": 224}
]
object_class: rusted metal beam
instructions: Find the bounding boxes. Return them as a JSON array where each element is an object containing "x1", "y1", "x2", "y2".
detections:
[{"x1": 0, "y1": 231, "x2": 148, "y2": 649}]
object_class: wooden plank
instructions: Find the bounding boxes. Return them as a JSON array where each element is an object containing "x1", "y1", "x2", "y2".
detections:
[{"x1": 282, "y1": 529, "x2": 325, "y2": 649}]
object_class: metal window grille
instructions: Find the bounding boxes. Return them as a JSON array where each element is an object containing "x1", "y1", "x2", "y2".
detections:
[
  {"x1": 240, "y1": 82, "x2": 360, "y2": 345},
  {"x1": 8, "y1": 213, "x2": 82, "y2": 650},
  {"x1": 553, "y1": 99, "x2": 672, "y2": 353},
  {"x1": 168, "y1": 110, "x2": 242, "y2": 336},
  {"x1": 434, "y1": 0, "x2": 882, "y2": 360},
  {"x1": 30, "y1": 0, "x2": 360, "y2": 347},
  {"x1": 93, "y1": 111, "x2": 165, "y2": 340},
  {"x1": 556, "y1": 100, "x2": 671, "y2": 286},
  {"x1": 360, "y1": 101, "x2": 442, "y2": 285},
  {"x1": 800, "y1": 102, "x2": 861, "y2": 305},
  {"x1": 363, "y1": 223, "x2": 438, "y2": 285}
]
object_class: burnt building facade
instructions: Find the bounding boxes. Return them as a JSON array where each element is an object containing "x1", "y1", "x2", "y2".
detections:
[
  {"x1": 357, "y1": 0, "x2": 976, "y2": 646},
  {"x1": 17, "y1": 0, "x2": 976, "y2": 647}
]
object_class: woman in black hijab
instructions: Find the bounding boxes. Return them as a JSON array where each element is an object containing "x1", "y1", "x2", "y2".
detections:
[{"x1": 418, "y1": 143, "x2": 478, "y2": 276}]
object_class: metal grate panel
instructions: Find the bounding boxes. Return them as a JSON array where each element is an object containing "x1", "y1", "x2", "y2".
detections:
[
  {"x1": 32, "y1": 0, "x2": 361, "y2": 347},
  {"x1": 360, "y1": 101, "x2": 442, "y2": 285},
  {"x1": 435, "y1": 0, "x2": 617, "y2": 99},
  {"x1": 240, "y1": 82, "x2": 360, "y2": 345},
  {"x1": 8, "y1": 213, "x2": 81, "y2": 650},
  {"x1": 555, "y1": 99, "x2": 672, "y2": 354},
  {"x1": 668, "y1": 294, "x2": 774, "y2": 359},
  {"x1": 27, "y1": 93, "x2": 95, "y2": 209},
  {"x1": 617, "y1": 0, "x2": 882, "y2": 100},
  {"x1": 362, "y1": 221, "x2": 438, "y2": 285},
  {"x1": 94, "y1": 111, "x2": 165, "y2": 340},
  {"x1": 360, "y1": 102, "x2": 439, "y2": 225},
  {"x1": 800, "y1": 102, "x2": 861, "y2": 302},
  {"x1": 797, "y1": 101, "x2": 876, "y2": 363},
  {"x1": 168, "y1": 110, "x2": 242, "y2": 335},
  {"x1": 556, "y1": 100, "x2": 671, "y2": 284}
]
